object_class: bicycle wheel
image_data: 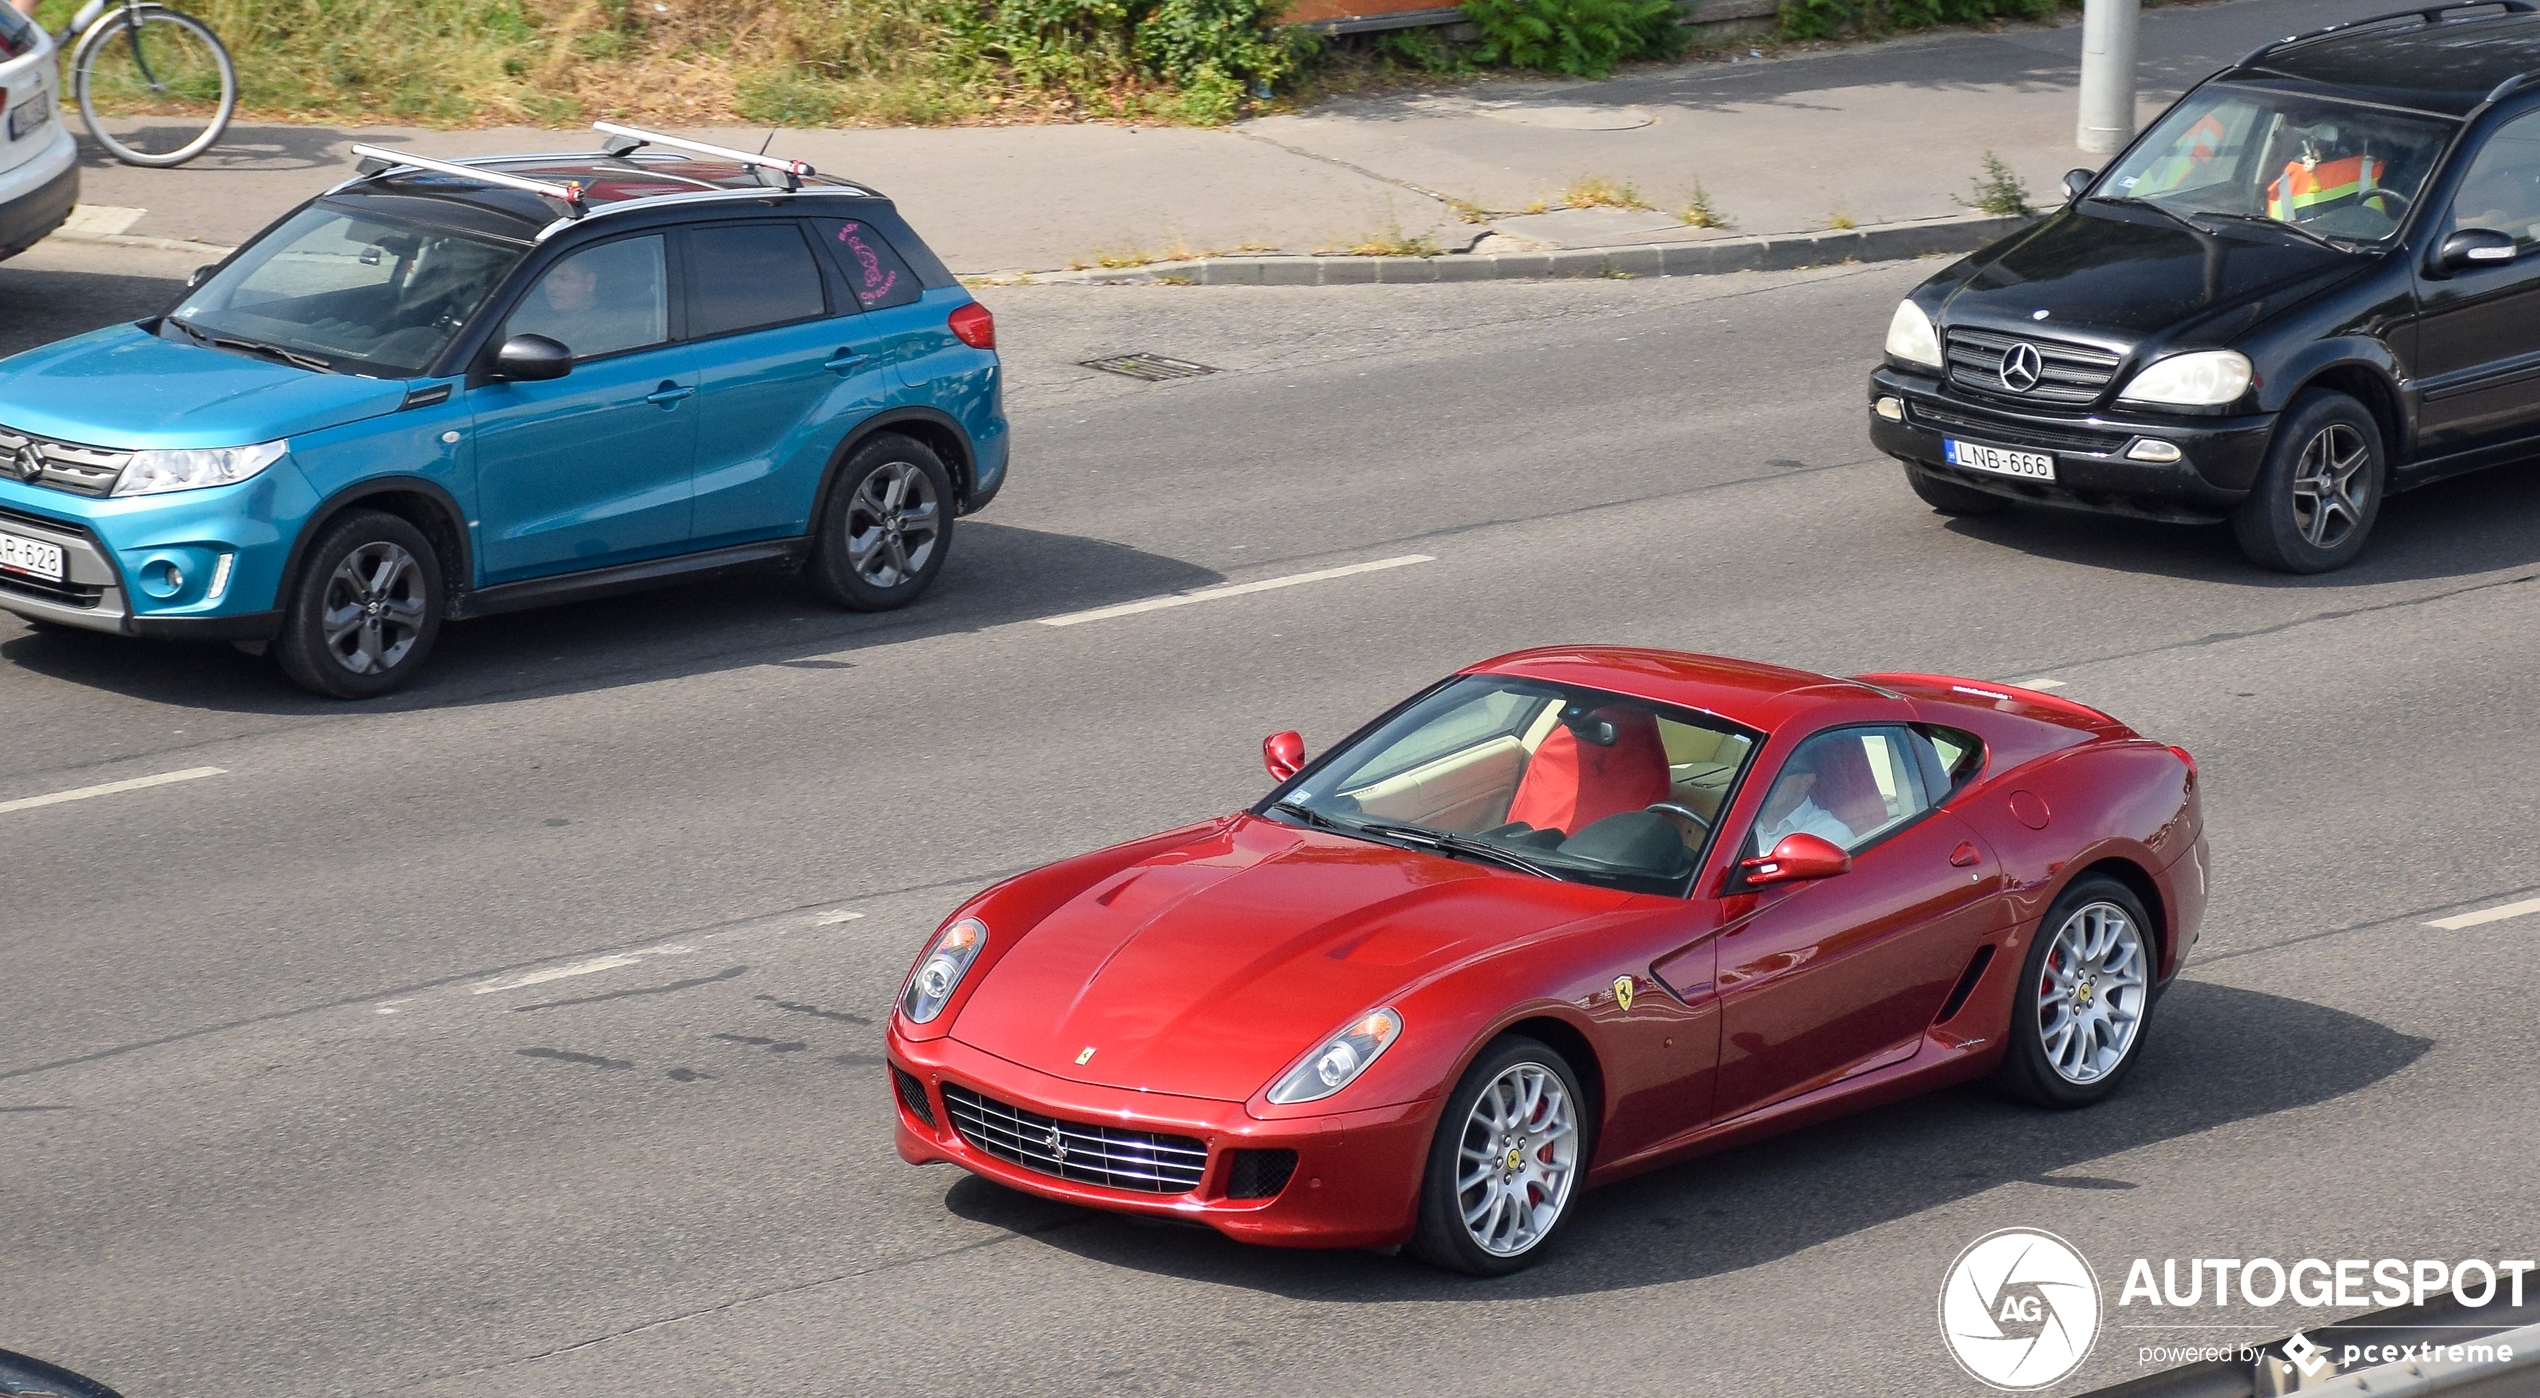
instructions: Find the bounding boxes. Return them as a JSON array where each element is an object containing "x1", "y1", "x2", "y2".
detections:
[{"x1": 73, "y1": 5, "x2": 237, "y2": 167}]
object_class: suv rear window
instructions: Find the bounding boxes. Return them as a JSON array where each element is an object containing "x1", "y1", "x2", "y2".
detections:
[
  {"x1": 0, "y1": 5, "x2": 37, "y2": 59},
  {"x1": 813, "y1": 217, "x2": 922, "y2": 311},
  {"x1": 685, "y1": 223, "x2": 828, "y2": 338}
]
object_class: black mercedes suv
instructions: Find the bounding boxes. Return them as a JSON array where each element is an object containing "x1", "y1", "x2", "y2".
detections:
[{"x1": 1870, "y1": 1, "x2": 2540, "y2": 571}]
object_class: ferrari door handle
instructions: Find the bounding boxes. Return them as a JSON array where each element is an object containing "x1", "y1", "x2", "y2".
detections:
[
  {"x1": 824, "y1": 350, "x2": 870, "y2": 374},
  {"x1": 645, "y1": 381, "x2": 694, "y2": 406},
  {"x1": 1949, "y1": 842, "x2": 1982, "y2": 868}
]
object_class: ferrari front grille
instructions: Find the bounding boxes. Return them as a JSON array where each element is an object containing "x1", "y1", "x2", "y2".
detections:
[
  {"x1": 940, "y1": 1083, "x2": 1208, "y2": 1195},
  {"x1": 1226, "y1": 1149, "x2": 1298, "y2": 1200}
]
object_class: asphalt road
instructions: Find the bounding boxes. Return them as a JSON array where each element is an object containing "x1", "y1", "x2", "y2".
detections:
[{"x1": 2, "y1": 238, "x2": 2535, "y2": 1398}]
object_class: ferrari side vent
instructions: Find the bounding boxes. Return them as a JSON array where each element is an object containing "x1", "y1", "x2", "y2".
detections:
[
  {"x1": 891, "y1": 1066, "x2": 937, "y2": 1128},
  {"x1": 1935, "y1": 945, "x2": 1997, "y2": 1025},
  {"x1": 1227, "y1": 1149, "x2": 1299, "y2": 1200}
]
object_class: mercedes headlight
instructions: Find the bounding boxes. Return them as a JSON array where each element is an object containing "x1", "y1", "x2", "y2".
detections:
[
  {"x1": 1266, "y1": 1009, "x2": 1402, "y2": 1104},
  {"x1": 2116, "y1": 350, "x2": 2252, "y2": 407},
  {"x1": 112, "y1": 439, "x2": 289, "y2": 497},
  {"x1": 1884, "y1": 299, "x2": 1943, "y2": 368},
  {"x1": 900, "y1": 917, "x2": 986, "y2": 1024}
]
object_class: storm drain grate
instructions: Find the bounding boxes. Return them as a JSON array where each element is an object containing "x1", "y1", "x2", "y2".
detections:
[{"x1": 1082, "y1": 352, "x2": 1220, "y2": 382}]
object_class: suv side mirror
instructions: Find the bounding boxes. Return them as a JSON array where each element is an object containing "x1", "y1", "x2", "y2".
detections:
[
  {"x1": 1262, "y1": 730, "x2": 1305, "y2": 781},
  {"x1": 2437, "y1": 226, "x2": 2518, "y2": 273},
  {"x1": 493, "y1": 333, "x2": 572, "y2": 381},
  {"x1": 2063, "y1": 168, "x2": 2096, "y2": 203},
  {"x1": 1740, "y1": 832, "x2": 1852, "y2": 885},
  {"x1": 187, "y1": 264, "x2": 216, "y2": 289}
]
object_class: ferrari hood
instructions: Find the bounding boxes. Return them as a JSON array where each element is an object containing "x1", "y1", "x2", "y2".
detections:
[{"x1": 952, "y1": 816, "x2": 1629, "y2": 1103}]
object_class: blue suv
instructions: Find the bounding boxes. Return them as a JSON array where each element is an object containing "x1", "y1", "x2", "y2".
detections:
[{"x1": 0, "y1": 125, "x2": 1007, "y2": 696}]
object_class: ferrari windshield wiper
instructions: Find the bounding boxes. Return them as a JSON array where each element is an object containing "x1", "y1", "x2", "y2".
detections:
[
  {"x1": 1353, "y1": 821, "x2": 1559, "y2": 880},
  {"x1": 1269, "y1": 799, "x2": 1342, "y2": 831}
]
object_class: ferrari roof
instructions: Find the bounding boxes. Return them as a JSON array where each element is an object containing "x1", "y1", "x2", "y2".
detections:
[{"x1": 1469, "y1": 647, "x2": 1888, "y2": 732}]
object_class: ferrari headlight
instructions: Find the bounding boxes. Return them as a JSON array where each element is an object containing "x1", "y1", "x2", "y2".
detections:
[
  {"x1": 112, "y1": 439, "x2": 288, "y2": 497},
  {"x1": 1266, "y1": 1008, "x2": 1402, "y2": 1105},
  {"x1": 1884, "y1": 299, "x2": 1943, "y2": 368},
  {"x1": 2116, "y1": 350, "x2": 2252, "y2": 407},
  {"x1": 900, "y1": 917, "x2": 986, "y2": 1024}
]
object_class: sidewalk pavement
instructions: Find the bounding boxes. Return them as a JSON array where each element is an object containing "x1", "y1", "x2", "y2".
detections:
[{"x1": 65, "y1": 0, "x2": 2386, "y2": 279}]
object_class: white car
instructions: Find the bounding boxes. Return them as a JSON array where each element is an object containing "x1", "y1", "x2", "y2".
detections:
[{"x1": 0, "y1": 3, "x2": 76, "y2": 260}]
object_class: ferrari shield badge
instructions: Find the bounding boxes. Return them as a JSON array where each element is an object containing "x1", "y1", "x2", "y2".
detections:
[
  {"x1": 1611, "y1": 975, "x2": 1635, "y2": 1012},
  {"x1": 1076, "y1": 1046, "x2": 1097, "y2": 1065}
]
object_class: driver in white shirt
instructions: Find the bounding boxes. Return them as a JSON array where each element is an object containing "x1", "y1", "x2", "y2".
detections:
[{"x1": 1751, "y1": 744, "x2": 1857, "y2": 855}]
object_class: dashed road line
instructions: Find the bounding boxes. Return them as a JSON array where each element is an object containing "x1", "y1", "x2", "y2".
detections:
[
  {"x1": 2426, "y1": 895, "x2": 2540, "y2": 930},
  {"x1": 470, "y1": 946, "x2": 696, "y2": 995},
  {"x1": 0, "y1": 766, "x2": 226, "y2": 816},
  {"x1": 2015, "y1": 677, "x2": 2067, "y2": 690},
  {"x1": 1036, "y1": 554, "x2": 1434, "y2": 627}
]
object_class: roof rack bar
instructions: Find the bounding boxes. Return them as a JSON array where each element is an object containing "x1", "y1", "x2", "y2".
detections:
[
  {"x1": 591, "y1": 122, "x2": 815, "y2": 190},
  {"x1": 2237, "y1": 0, "x2": 2537, "y2": 69},
  {"x1": 348, "y1": 144, "x2": 586, "y2": 215}
]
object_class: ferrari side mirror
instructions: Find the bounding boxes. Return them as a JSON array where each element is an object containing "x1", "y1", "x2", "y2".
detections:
[
  {"x1": 1741, "y1": 832, "x2": 1852, "y2": 885},
  {"x1": 2063, "y1": 168, "x2": 2096, "y2": 203},
  {"x1": 1262, "y1": 730, "x2": 1305, "y2": 782}
]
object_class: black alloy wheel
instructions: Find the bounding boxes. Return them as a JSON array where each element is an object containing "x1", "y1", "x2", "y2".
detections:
[
  {"x1": 1409, "y1": 1035, "x2": 1590, "y2": 1276},
  {"x1": 2231, "y1": 390, "x2": 2383, "y2": 573},
  {"x1": 274, "y1": 509, "x2": 444, "y2": 699},
  {"x1": 809, "y1": 434, "x2": 956, "y2": 611},
  {"x1": 1904, "y1": 462, "x2": 2010, "y2": 516},
  {"x1": 1993, "y1": 875, "x2": 2159, "y2": 1110}
]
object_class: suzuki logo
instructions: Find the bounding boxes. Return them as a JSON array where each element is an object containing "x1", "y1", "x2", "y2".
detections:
[
  {"x1": 1999, "y1": 342, "x2": 2044, "y2": 393},
  {"x1": 9, "y1": 443, "x2": 42, "y2": 482}
]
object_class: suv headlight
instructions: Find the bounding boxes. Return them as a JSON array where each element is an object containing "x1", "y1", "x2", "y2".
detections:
[
  {"x1": 1885, "y1": 299, "x2": 1943, "y2": 368},
  {"x1": 112, "y1": 440, "x2": 288, "y2": 497},
  {"x1": 900, "y1": 917, "x2": 986, "y2": 1024},
  {"x1": 2117, "y1": 350, "x2": 2252, "y2": 407},
  {"x1": 1266, "y1": 1009, "x2": 1402, "y2": 1104}
]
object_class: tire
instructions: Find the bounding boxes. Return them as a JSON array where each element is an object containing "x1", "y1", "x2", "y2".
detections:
[
  {"x1": 272, "y1": 510, "x2": 444, "y2": 699},
  {"x1": 808, "y1": 434, "x2": 956, "y2": 612},
  {"x1": 1904, "y1": 462, "x2": 2010, "y2": 516},
  {"x1": 1993, "y1": 875, "x2": 2157, "y2": 1109},
  {"x1": 2230, "y1": 391, "x2": 2383, "y2": 573},
  {"x1": 72, "y1": 6, "x2": 237, "y2": 168},
  {"x1": 1408, "y1": 1035, "x2": 1590, "y2": 1276}
]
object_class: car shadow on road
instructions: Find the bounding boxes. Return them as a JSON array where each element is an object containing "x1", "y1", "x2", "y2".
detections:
[
  {"x1": 1936, "y1": 464, "x2": 2540, "y2": 587},
  {"x1": 0, "y1": 522, "x2": 1229, "y2": 713},
  {"x1": 940, "y1": 980, "x2": 2429, "y2": 1297}
]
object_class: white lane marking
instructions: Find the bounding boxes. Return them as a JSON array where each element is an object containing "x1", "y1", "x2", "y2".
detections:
[
  {"x1": 2016, "y1": 677, "x2": 2067, "y2": 690},
  {"x1": 1036, "y1": 555, "x2": 1435, "y2": 627},
  {"x1": 470, "y1": 945, "x2": 696, "y2": 995},
  {"x1": 0, "y1": 766, "x2": 226, "y2": 816},
  {"x1": 814, "y1": 909, "x2": 865, "y2": 925},
  {"x1": 2426, "y1": 895, "x2": 2540, "y2": 930}
]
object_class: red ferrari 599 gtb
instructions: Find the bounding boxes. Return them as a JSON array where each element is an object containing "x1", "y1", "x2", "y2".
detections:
[{"x1": 886, "y1": 647, "x2": 2207, "y2": 1274}]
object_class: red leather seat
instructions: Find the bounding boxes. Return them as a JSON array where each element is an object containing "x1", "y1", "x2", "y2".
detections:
[{"x1": 1505, "y1": 707, "x2": 1671, "y2": 835}]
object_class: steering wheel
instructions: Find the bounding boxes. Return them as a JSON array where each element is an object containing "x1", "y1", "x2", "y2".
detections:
[
  {"x1": 2359, "y1": 187, "x2": 2412, "y2": 216},
  {"x1": 1645, "y1": 801, "x2": 1711, "y2": 833}
]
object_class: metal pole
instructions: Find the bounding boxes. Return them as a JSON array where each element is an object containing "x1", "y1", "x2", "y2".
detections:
[{"x1": 2076, "y1": 0, "x2": 2140, "y2": 155}]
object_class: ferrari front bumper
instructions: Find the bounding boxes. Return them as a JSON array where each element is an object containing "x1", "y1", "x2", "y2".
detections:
[{"x1": 886, "y1": 1031, "x2": 1434, "y2": 1249}]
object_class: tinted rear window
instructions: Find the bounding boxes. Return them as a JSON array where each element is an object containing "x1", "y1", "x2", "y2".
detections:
[
  {"x1": 813, "y1": 217, "x2": 923, "y2": 311},
  {"x1": 0, "y1": 6, "x2": 37, "y2": 59},
  {"x1": 685, "y1": 223, "x2": 828, "y2": 338}
]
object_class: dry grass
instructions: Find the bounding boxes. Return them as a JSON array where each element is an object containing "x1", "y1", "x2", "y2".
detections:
[
  {"x1": 1825, "y1": 207, "x2": 1859, "y2": 230},
  {"x1": 1560, "y1": 175, "x2": 1651, "y2": 211},
  {"x1": 1678, "y1": 179, "x2": 1730, "y2": 229}
]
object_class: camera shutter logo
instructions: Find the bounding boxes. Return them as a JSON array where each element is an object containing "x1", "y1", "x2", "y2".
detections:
[{"x1": 1939, "y1": 1228, "x2": 2102, "y2": 1390}]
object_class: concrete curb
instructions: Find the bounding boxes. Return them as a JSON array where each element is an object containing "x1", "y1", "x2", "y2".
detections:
[{"x1": 1017, "y1": 211, "x2": 2036, "y2": 286}]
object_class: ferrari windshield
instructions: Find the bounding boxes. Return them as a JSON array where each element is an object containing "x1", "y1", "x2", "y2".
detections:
[
  {"x1": 167, "y1": 206, "x2": 524, "y2": 376},
  {"x1": 1264, "y1": 676, "x2": 1758, "y2": 893},
  {"x1": 2095, "y1": 84, "x2": 2455, "y2": 245}
]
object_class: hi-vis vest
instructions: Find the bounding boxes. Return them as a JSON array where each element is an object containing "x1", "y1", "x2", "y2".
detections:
[
  {"x1": 2269, "y1": 155, "x2": 2385, "y2": 220},
  {"x1": 2142, "y1": 113, "x2": 2231, "y2": 191}
]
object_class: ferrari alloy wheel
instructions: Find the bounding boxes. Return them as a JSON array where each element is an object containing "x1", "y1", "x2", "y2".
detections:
[
  {"x1": 2232, "y1": 390, "x2": 2382, "y2": 573},
  {"x1": 1995, "y1": 875, "x2": 2159, "y2": 1109},
  {"x1": 810, "y1": 434, "x2": 956, "y2": 612},
  {"x1": 274, "y1": 509, "x2": 445, "y2": 700},
  {"x1": 1411, "y1": 1036, "x2": 1587, "y2": 1275}
]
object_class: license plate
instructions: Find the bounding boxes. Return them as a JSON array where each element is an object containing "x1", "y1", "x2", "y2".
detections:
[
  {"x1": 0, "y1": 530, "x2": 65, "y2": 583},
  {"x1": 1944, "y1": 437, "x2": 2056, "y2": 482},
  {"x1": 7, "y1": 91, "x2": 52, "y2": 142}
]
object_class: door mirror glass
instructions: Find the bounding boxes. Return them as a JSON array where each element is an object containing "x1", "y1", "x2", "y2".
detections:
[
  {"x1": 1741, "y1": 832, "x2": 1852, "y2": 885},
  {"x1": 1263, "y1": 730, "x2": 1305, "y2": 782},
  {"x1": 2438, "y1": 226, "x2": 2518, "y2": 271},
  {"x1": 493, "y1": 333, "x2": 572, "y2": 381},
  {"x1": 2063, "y1": 168, "x2": 2096, "y2": 203}
]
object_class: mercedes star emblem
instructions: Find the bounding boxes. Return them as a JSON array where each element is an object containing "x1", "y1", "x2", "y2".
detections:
[{"x1": 1999, "y1": 341, "x2": 2044, "y2": 393}]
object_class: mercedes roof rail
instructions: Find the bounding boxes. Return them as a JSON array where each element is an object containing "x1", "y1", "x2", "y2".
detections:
[
  {"x1": 2235, "y1": 0, "x2": 2537, "y2": 70},
  {"x1": 348, "y1": 143, "x2": 588, "y2": 218},
  {"x1": 592, "y1": 121, "x2": 816, "y2": 191}
]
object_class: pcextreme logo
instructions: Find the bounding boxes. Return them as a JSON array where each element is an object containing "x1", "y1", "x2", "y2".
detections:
[{"x1": 1940, "y1": 1228, "x2": 2104, "y2": 1391}]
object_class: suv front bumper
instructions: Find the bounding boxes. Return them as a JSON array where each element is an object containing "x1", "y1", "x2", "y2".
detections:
[
  {"x1": 0, "y1": 477, "x2": 295, "y2": 640},
  {"x1": 1868, "y1": 365, "x2": 2277, "y2": 523}
]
